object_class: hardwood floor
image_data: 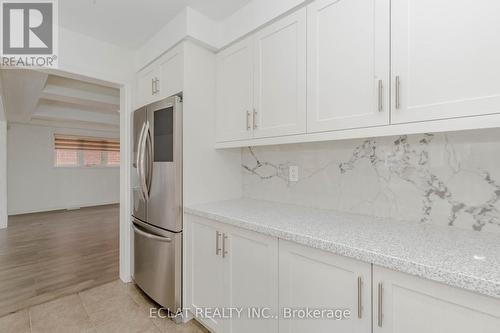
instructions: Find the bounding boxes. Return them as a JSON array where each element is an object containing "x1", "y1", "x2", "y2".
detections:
[{"x1": 0, "y1": 205, "x2": 119, "y2": 317}]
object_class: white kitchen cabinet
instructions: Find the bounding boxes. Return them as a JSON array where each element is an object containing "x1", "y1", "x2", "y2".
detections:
[
  {"x1": 307, "y1": 0, "x2": 390, "y2": 133},
  {"x1": 185, "y1": 215, "x2": 225, "y2": 332},
  {"x1": 222, "y1": 224, "x2": 279, "y2": 333},
  {"x1": 216, "y1": 37, "x2": 254, "y2": 142},
  {"x1": 279, "y1": 240, "x2": 371, "y2": 333},
  {"x1": 185, "y1": 214, "x2": 279, "y2": 333},
  {"x1": 215, "y1": 8, "x2": 306, "y2": 143},
  {"x1": 137, "y1": 65, "x2": 159, "y2": 107},
  {"x1": 156, "y1": 44, "x2": 184, "y2": 100},
  {"x1": 373, "y1": 266, "x2": 500, "y2": 333},
  {"x1": 253, "y1": 8, "x2": 306, "y2": 138},
  {"x1": 136, "y1": 44, "x2": 184, "y2": 108},
  {"x1": 391, "y1": 0, "x2": 500, "y2": 123}
]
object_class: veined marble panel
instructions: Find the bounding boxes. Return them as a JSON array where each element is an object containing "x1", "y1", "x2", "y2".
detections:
[{"x1": 242, "y1": 130, "x2": 500, "y2": 233}]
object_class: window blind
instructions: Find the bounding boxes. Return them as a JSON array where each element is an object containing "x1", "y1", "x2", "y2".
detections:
[{"x1": 54, "y1": 135, "x2": 120, "y2": 152}]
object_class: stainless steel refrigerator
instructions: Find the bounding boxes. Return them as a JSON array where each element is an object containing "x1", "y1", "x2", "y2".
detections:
[{"x1": 132, "y1": 95, "x2": 182, "y2": 312}]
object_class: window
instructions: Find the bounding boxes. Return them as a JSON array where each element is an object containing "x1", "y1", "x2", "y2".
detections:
[
  {"x1": 54, "y1": 135, "x2": 120, "y2": 168},
  {"x1": 54, "y1": 149, "x2": 78, "y2": 167}
]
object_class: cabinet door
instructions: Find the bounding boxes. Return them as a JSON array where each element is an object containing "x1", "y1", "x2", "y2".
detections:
[
  {"x1": 373, "y1": 266, "x2": 500, "y2": 333},
  {"x1": 185, "y1": 215, "x2": 224, "y2": 333},
  {"x1": 391, "y1": 0, "x2": 500, "y2": 123},
  {"x1": 307, "y1": 0, "x2": 390, "y2": 133},
  {"x1": 279, "y1": 240, "x2": 371, "y2": 333},
  {"x1": 216, "y1": 37, "x2": 254, "y2": 142},
  {"x1": 253, "y1": 8, "x2": 306, "y2": 139},
  {"x1": 223, "y1": 225, "x2": 278, "y2": 333},
  {"x1": 157, "y1": 44, "x2": 184, "y2": 99},
  {"x1": 137, "y1": 66, "x2": 159, "y2": 107}
]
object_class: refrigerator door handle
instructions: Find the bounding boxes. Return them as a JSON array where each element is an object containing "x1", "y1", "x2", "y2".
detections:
[
  {"x1": 140, "y1": 121, "x2": 150, "y2": 201},
  {"x1": 145, "y1": 125, "x2": 153, "y2": 196},
  {"x1": 136, "y1": 122, "x2": 147, "y2": 200},
  {"x1": 132, "y1": 224, "x2": 172, "y2": 243}
]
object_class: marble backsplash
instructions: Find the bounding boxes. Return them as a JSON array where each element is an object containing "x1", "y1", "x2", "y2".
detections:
[{"x1": 242, "y1": 129, "x2": 500, "y2": 233}]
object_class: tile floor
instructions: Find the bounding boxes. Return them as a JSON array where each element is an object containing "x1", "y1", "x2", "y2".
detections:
[{"x1": 0, "y1": 280, "x2": 209, "y2": 333}]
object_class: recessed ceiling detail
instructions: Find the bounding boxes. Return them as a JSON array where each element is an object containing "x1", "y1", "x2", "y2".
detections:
[{"x1": 0, "y1": 70, "x2": 120, "y2": 132}]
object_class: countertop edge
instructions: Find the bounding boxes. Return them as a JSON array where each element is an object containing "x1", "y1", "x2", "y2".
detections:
[{"x1": 185, "y1": 206, "x2": 500, "y2": 300}]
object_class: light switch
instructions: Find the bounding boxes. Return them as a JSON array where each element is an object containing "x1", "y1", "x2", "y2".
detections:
[{"x1": 289, "y1": 166, "x2": 299, "y2": 182}]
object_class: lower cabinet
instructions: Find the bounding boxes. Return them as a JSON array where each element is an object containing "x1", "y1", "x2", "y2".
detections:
[
  {"x1": 185, "y1": 215, "x2": 225, "y2": 332},
  {"x1": 222, "y1": 224, "x2": 279, "y2": 333},
  {"x1": 186, "y1": 215, "x2": 278, "y2": 333},
  {"x1": 187, "y1": 215, "x2": 500, "y2": 333},
  {"x1": 373, "y1": 266, "x2": 500, "y2": 333},
  {"x1": 279, "y1": 240, "x2": 372, "y2": 333}
]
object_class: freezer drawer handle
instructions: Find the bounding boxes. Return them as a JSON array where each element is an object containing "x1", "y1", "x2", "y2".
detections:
[{"x1": 132, "y1": 225, "x2": 173, "y2": 243}]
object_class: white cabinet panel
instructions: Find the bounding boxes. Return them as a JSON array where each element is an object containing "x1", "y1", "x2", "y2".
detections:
[
  {"x1": 137, "y1": 65, "x2": 159, "y2": 107},
  {"x1": 223, "y1": 225, "x2": 278, "y2": 333},
  {"x1": 253, "y1": 8, "x2": 306, "y2": 138},
  {"x1": 136, "y1": 45, "x2": 184, "y2": 108},
  {"x1": 186, "y1": 215, "x2": 224, "y2": 332},
  {"x1": 373, "y1": 266, "x2": 500, "y2": 333},
  {"x1": 157, "y1": 45, "x2": 184, "y2": 99},
  {"x1": 216, "y1": 37, "x2": 254, "y2": 142},
  {"x1": 279, "y1": 240, "x2": 371, "y2": 333},
  {"x1": 186, "y1": 215, "x2": 279, "y2": 333},
  {"x1": 307, "y1": 0, "x2": 390, "y2": 133},
  {"x1": 391, "y1": 0, "x2": 500, "y2": 123}
]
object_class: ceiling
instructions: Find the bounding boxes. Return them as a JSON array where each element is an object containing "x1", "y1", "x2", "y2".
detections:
[
  {"x1": 0, "y1": 70, "x2": 120, "y2": 132},
  {"x1": 60, "y1": 0, "x2": 252, "y2": 49}
]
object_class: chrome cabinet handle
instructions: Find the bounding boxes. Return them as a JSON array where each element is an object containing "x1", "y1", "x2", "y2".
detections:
[
  {"x1": 151, "y1": 77, "x2": 160, "y2": 94},
  {"x1": 155, "y1": 78, "x2": 160, "y2": 94},
  {"x1": 357, "y1": 276, "x2": 363, "y2": 319},
  {"x1": 253, "y1": 109, "x2": 258, "y2": 129},
  {"x1": 246, "y1": 111, "x2": 251, "y2": 130},
  {"x1": 222, "y1": 233, "x2": 228, "y2": 258},
  {"x1": 395, "y1": 76, "x2": 401, "y2": 109},
  {"x1": 378, "y1": 282, "x2": 383, "y2": 327},
  {"x1": 378, "y1": 80, "x2": 383, "y2": 112},
  {"x1": 216, "y1": 231, "x2": 222, "y2": 256},
  {"x1": 132, "y1": 225, "x2": 172, "y2": 243}
]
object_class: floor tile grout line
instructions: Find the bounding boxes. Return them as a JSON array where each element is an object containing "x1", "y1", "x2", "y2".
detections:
[
  {"x1": 77, "y1": 292, "x2": 98, "y2": 331},
  {"x1": 27, "y1": 307, "x2": 33, "y2": 333}
]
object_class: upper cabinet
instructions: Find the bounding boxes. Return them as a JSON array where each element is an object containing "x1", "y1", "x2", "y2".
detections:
[
  {"x1": 216, "y1": 9, "x2": 306, "y2": 143},
  {"x1": 391, "y1": 0, "x2": 500, "y2": 124},
  {"x1": 253, "y1": 8, "x2": 307, "y2": 138},
  {"x1": 137, "y1": 65, "x2": 160, "y2": 107},
  {"x1": 135, "y1": 44, "x2": 183, "y2": 108},
  {"x1": 216, "y1": 37, "x2": 254, "y2": 142},
  {"x1": 307, "y1": 0, "x2": 390, "y2": 132},
  {"x1": 210, "y1": 0, "x2": 500, "y2": 147}
]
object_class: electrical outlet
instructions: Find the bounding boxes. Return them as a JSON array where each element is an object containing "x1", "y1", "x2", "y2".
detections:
[{"x1": 289, "y1": 166, "x2": 299, "y2": 182}]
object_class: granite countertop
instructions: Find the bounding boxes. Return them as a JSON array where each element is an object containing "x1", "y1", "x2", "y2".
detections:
[{"x1": 186, "y1": 198, "x2": 500, "y2": 299}]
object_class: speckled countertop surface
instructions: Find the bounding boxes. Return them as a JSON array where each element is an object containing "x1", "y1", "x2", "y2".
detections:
[{"x1": 186, "y1": 198, "x2": 500, "y2": 299}]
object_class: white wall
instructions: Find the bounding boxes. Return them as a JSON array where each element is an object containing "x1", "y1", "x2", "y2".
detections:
[
  {"x1": 0, "y1": 121, "x2": 7, "y2": 228},
  {"x1": 58, "y1": 27, "x2": 134, "y2": 85},
  {"x1": 7, "y1": 123, "x2": 120, "y2": 215}
]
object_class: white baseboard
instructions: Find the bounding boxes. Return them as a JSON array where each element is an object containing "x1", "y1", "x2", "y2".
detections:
[{"x1": 7, "y1": 201, "x2": 119, "y2": 216}]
